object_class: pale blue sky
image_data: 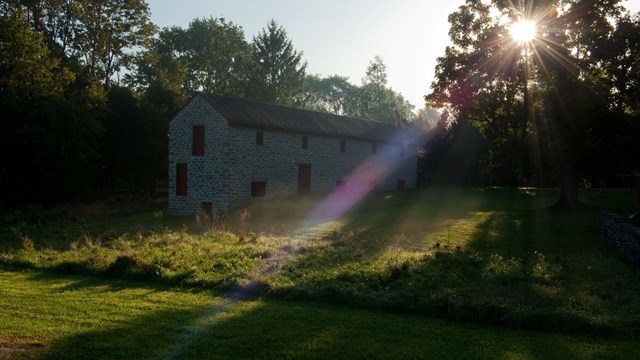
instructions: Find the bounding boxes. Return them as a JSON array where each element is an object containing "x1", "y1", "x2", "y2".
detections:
[{"x1": 145, "y1": 0, "x2": 640, "y2": 109}]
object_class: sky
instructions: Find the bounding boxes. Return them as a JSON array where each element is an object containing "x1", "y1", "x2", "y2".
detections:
[{"x1": 145, "y1": 0, "x2": 640, "y2": 110}]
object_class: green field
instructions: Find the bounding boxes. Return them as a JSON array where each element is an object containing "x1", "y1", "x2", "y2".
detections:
[
  {"x1": 1, "y1": 188, "x2": 639, "y2": 358},
  {"x1": 2, "y1": 268, "x2": 639, "y2": 360}
]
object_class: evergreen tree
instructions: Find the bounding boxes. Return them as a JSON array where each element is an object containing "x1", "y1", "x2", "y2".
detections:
[{"x1": 246, "y1": 20, "x2": 307, "y2": 105}]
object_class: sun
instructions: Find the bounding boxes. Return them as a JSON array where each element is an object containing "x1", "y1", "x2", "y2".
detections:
[{"x1": 509, "y1": 20, "x2": 536, "y2": 43}]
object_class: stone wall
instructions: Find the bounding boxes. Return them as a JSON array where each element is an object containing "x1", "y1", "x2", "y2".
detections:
[
  {"x1": 223, "y1": 126, "x2": 416, "y2": 207},
  {"x1": 169, "y1": 94, "x2": 417, "y2": 215},
  {"x1": 168, "y1": 96, "x2": 230, "y2": 215},
  {"x1": 595, "y1": 212, "x2": 640, "y2": 267}
]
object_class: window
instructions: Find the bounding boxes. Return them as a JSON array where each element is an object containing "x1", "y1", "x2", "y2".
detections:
[
  {"x1": 176, "y1": 163, "x2": 187, "y2": 196},
  {"x1": 192, "y1": 125, "x2": 205, "y2": 156},
  {"x1": 340, "y1": 140, "x2": 346, "y2": 153},
  {"x1": 251, "y1": 181, "x2": 266, "y2": 197},
  {"x1": 256, "y1": 131, "x2": 264, "y2": 145},
  {"x1": 302, "y1": 136, "x2": 308, "y2": 149},
  {"x1": 202, "y1": 202, "x2": 213, "y2": 215},
  {"x1": 400, "y1": 145, "x2": 405, "y2": 157},
  {"x1": 397, "y1": 180, "x2": 406, "y2": 191},
  {"x1": 372, "y1": 143, "x2": 377, "y2": 154}
]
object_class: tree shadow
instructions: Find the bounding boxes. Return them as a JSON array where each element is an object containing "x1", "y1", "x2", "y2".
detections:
[
  {"x1": 24, "y1": 269, "x2": 165, "y2": 295},
  {"x1": 39, "y1": 295, "x2": 638, "y2": 360},
  {"x1": 265, "y1": 188, "x2": 640, "y2": 338},
  {"x1": 5, "y1": 263, "x2": 636, "y2": 359}
]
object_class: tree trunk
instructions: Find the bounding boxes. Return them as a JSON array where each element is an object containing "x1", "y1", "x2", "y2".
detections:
[{"x1": 554, "y1": 161, "x2": 582, "y2": 211}]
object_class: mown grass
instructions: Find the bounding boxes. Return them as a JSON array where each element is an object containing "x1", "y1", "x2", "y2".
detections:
[
  {"x1": 1, "y1": 188, "x2": 639, "y2": 338},
  {"x1": 2, "y1": 268, "x2": 639, "y2": 359}
]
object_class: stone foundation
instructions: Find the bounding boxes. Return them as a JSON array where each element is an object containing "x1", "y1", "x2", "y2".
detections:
[{"x1": 595, "y1": 212, "x2": 640, "y2": 267}]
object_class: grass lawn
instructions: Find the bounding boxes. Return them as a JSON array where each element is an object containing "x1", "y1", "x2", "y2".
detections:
[
  {"x1": 1, "y1": 187, "x2": 640, "y2": 357},
  {"x1": 1, "y1": 267, "x2": 639, "y2": 360}
]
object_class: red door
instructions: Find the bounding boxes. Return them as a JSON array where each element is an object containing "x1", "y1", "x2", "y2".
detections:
[{"x1": 298, "y1": 164, "x2": 311, "y2": 195}]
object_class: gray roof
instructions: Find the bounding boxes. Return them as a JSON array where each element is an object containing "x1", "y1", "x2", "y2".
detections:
[{"x1": 199, "y1": 93, "x2": 399, "y2": 143}]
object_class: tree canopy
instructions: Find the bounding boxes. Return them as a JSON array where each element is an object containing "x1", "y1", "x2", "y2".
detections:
[
  {"x1": 245, "y1": 20, "x2": 307, "y2": 105},
  {"x1": 3, "y1": 0, "x2": 638, "y2": 208},
  {"x1": 298, "y1": 56, "x2": 415, "y2": 124},
  {"x1": 426, "y1": 0, "x2": 640, "y2": 209}
]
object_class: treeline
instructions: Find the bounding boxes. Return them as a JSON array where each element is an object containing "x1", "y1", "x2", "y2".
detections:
[
  {"x1": 423, "y1": 0, "x2": 640, "y2": 208},
  {"x1": 5, "y1": 1, "x2": 638, "y2": 210},
  {"x1": 0, "y1": 1, "x2": 417, "y2": 208}
]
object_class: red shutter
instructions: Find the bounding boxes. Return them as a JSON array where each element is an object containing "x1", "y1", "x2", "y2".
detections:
[
  {"x1": 302, "y1": 136, "x2": 308, "y2": 149},
  {"x1": 256, "y1": 131, "x2": 264, "y2": 145},
  {"x1": 192, "y1": 126, "x2": 205, "y2": 156},
  {"x1": 202, "y1": 202, "x2": 213, "y2": 215},
  {"x1": 176, "y1": 163, "x2": 187, "y2": 196},
  {"x1": 251, "y1": 182, "x2": 266, "y2": 196},
  {"x1": 340, "y1": 140, "x2": 346, "y2": 153}
]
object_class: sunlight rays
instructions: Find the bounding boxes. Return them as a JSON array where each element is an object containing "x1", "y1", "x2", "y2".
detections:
[
  {"x1": 509, "y1": 20, "x2": 536, "y2": 43},
  {"x1": 460, "y1": 0, "x2": 600, "y2": 188},
  {"x1": 303, "y1": 127, "x2": 429, "y2": 229}
]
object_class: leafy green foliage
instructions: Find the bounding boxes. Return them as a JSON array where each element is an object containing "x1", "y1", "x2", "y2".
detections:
[
  {"x1": 298, "y1": 74, "x2": 360, "y2": 115},
  {"x1": 245, "y1": 20, "x2": 307, "y2": 105},
  {"x1": 360, "y1": 55, "x2": 415, "y2": 124},
  {"x1": 129, "y1": 17, "x2": 249, "y2": 96},
  {"x1": 426, "y1": 0, "x2": 640, "y2": 206},
  {"x1": 298, "y1": 57, "x2": 416, "y2": 125},
  {"x1": 0, "y1": 15, "x2": 104, "y2": 207},
  {"x1": 1, "y1": 0, "x2": 156, "y2": 87}
]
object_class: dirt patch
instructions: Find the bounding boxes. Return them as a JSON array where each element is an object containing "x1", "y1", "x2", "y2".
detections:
[{"x1": 0, "y1": 337, "x2": 46, "y2": 359}]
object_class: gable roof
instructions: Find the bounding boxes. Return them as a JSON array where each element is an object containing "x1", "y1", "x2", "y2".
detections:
[{"x1": 198, "y1": 93, "x2": 399, "y2": 143}]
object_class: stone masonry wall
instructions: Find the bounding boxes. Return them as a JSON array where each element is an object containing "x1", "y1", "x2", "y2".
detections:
[
  {"x1": 595, "y1": 212, "x2": 640, "y2": 267},
  {"x1": 169, "y1": 95, "x2": 417, "y2": 215},
  {"x1": 168, "y1": 96, "x2": 230, "y2": 215},
  {"x1": 223, "y1": 126, "x2": 417, "y2": 208}
]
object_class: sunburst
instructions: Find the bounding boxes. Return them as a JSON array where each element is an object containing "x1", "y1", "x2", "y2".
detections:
[{"x1": 509, "y1": 20, "x2": 536, "y2": 43}]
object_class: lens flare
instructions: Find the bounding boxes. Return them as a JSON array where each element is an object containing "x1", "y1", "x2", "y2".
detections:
[
  {"x1": 509, "y1": 20, "x2": 536, "y2": 43},
  {"x1": 303, "y1": 126, "x2": 432, "y2": 228}
]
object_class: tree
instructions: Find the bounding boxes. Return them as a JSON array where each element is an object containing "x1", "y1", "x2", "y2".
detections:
[
  {"x1": 426, "y1": 0, "x2": 637, "y2": 209},
  {"x1": 1, "y1": 0, "x2": 156, "y2": 88},
  {"x1": 0, "y1": 0, "x2": 76, "y2": 54},
  {"x1": 412, "y1": 107, "x2": 441, "y2": 131},
  {"x1": 361, "y1": 56, "x2": 414, "y2": 124},
  {"x1": 125, "y1": 18, "x2": 250, "y2": 196},
  {"x1": 71, "y1": 0, "x2": 156, "y2": 87},
  {"x1": 298, "y1": 74, "x2": 360, "y2": 115},
  {"x1": 0, "y1": 15, "x2": 103, "y2": 206},
  {"x1": 246, "y1": 20, "x2": 307, "y2": 105},
  {"x1": 183, "y1": 18, "x2": 250, "y2": 95},
  {"x1": 127, "y1": 17, "x2": 249, "y2": 97}
]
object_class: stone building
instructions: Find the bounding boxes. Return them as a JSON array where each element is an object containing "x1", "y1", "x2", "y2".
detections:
[{"x1": 168, "y1": 93, "x2": 418, "y2": 215}]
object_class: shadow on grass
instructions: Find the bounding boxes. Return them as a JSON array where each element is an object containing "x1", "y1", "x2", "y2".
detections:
[
  {"x1": 266, "y1": 188, "x2": 640, "y2": 338},
  {"x1": 39, "y1": 299, "x2": 639, "y2": 360},
  {"x1": 43, "y1": 307, "x2": 206, "y2": 360},
  {"x1": 4, "y1": 188, "x2": 640, "y2": 344},
  {"x1": 25, "y1": 273, "x2": 636, "y2": 360},
  {"x1": 325, "y1": 188, "x2": 553, "y2": 252}
]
